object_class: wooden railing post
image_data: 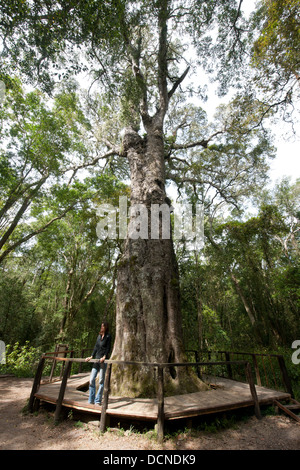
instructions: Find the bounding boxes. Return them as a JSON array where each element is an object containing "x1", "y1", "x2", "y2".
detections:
[
  {"x1": 68, "y1": 350, "x2": 74, "y2": 377},
  {"x1": 277, "y1": 355, "x2": 294, "y2": 397},
  {"x1": 251, "y1": 354, "x2": 261, "y2": 386},
  {"x1": 157, "y1": 366, "x2": 165, "y2": 442},
  {"x1": 224, "y1": 352, "x2": 233, "y2": 379},
  {"x1": 194, "y1": 351, "x2": 201, "y2": 378},
  {"x1": 49, "y1": 346, "x2": 58, "y2": 383},
  {"x1": 28, "y1": 356, "x2": 45, "y2": 412},
  {"x1": 78, "y1": 349, "x2": 84, "y2": 373},
  {"x1": 99, "y1": 362, "x2": 112, "y2": 433},
  {"x1": 245, "y1": 362, "x2": 261, "y2": 420},
  {"x1": 54, "y1": 359, "x2": 72, "y2": 423}
]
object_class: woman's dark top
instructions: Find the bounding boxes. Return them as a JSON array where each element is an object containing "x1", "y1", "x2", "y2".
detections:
[{"x1": 91, "y1": 333, "x2": 111, "y2": 370}]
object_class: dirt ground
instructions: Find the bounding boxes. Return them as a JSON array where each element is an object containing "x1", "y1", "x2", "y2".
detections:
[{"x1": 1, "y1": 375, "x2": 300, "y2": 451}]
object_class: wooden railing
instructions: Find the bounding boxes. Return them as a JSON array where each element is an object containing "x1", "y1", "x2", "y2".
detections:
[
  {"x1": 186, "y1": 350, "x2": 294, "y2": 397},
  {"x1": 28, "y1": 354, "x2": 263, "y2": 441}
]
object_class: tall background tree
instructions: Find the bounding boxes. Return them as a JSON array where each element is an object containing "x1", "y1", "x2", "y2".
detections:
[{"x1": 244, "y1": 0, "x2": 300, "y2": 128}]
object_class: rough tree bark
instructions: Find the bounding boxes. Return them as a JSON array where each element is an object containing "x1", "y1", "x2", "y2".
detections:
[{"x1": 110, "y1": 123, "x2": 206, "y2": 397}]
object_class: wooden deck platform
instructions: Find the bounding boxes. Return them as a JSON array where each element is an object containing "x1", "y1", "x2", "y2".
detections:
[{"x1": 34, "y1": 373, "x2": 291, "y2": 422}]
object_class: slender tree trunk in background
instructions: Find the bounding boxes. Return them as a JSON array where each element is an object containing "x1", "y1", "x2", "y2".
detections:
[
  {"x1": 195, "y1": 252, "x2": 204, "y2": 351},
  {"x1": 110, "y1": 126, "x2": 206, "y2": 397},
  {"x1": 230, "y1": 272, "x2": 256, "y2": 327},
  {"x1": 197, "y1": 301, "x2": 204, "y2": 352},
  {"x1": 59, "y1": 265, "x2": 74, "y2": 339},
  {"x1": 229, "y1": 271, "x2": 267, "y2": 345}
]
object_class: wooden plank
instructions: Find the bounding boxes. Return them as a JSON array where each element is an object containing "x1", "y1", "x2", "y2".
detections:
[
  {"x1": 165, "y1": 401, "x2": 255, "y2": 420},
  {"x1": 285, "y1": 404, "x2": 300, "y2": 410},
  {"x1": 274, "y1": 400, "x2": 300, "y2": 423}
]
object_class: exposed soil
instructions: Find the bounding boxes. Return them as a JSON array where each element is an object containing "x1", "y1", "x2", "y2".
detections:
[{"x1": 1, "y1": 376, "x2": 300, "y2": 451}]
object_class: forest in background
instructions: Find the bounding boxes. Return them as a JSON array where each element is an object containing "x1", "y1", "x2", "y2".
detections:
[
  {"x1": 0, "y1": 0, "x2": 299, "y2": 393},
  {"x1": 0, "y1": 83, "x2": 298, "y2": 354}
]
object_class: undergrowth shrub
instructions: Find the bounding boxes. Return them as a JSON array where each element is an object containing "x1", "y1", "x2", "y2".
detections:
[{"x1": 0, "y1": 341, "x2": 41, "y2": 377}]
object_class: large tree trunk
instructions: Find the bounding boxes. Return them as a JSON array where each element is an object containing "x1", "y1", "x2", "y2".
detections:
[{"x1": 110, "y1": 125, "x2": 205, "y2": 397}]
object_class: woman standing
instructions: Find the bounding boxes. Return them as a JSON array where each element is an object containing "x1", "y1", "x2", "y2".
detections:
[{"x1": 85, "y1": 322, "x2": 111, "y2": 405}]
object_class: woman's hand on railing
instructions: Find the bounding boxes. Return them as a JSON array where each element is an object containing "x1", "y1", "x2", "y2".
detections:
[{"x1": 85, "y1": 356, "x2": 92, "y2": 362}]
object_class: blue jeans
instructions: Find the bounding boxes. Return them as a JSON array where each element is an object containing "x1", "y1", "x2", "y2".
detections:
[{"x1": 88, "y1": 363, "x2": 107, "y2": 404}]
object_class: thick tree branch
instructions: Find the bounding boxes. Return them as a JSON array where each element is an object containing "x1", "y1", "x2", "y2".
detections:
[
  {"x1": 166, "y1": 172, "x2": 240, "y2": 209},
  {"x1": 170, "y1": 130, "x2": 224, "y2": 151},
  {"x1": 0, "y1": 175, "x2": 48, "y2": 251},
  {"x1": 168, "y1": 66, "x2": 190, "y2": 100},
  {"x1": 0, "y1": 200, "x2": 78, "y2": 264},
  {"x1": 157, "y1": 0, "x2": 170, "y2": 122}
]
